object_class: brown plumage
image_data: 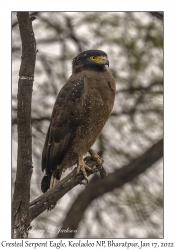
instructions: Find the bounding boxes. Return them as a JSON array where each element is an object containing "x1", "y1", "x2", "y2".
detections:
[{"x1": 41, "y1": 50, "x2": 116, "y2": 197}]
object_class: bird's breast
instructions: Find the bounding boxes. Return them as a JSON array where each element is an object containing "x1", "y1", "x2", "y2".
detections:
[
  {"x1": 83, "y1": 71, "x2": 116, "y2": 112},
  {"x1": 66, "y1": 69, "x2": 116, "y2": 156},
  {"x1": 75, "y1": 71, "x2": 116, "y2": 145}
]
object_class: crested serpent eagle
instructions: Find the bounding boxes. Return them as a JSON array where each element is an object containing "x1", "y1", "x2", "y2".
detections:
[{"x1": 41, "y1": 49, "x2": 116, "y2": 197}]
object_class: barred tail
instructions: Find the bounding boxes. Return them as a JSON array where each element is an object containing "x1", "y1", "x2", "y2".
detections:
[
  {"x1": 49, "y1": 169, "x2": 62, "y2": 189},
  {"x1": 41, "y1": 168, "x2": 62, "y2": 193},
  {"x1": 41, "y1": 174, "x2": 51, "y2": 193}
]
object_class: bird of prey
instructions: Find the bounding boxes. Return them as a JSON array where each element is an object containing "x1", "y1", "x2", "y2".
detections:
[{"x1": 41, "y1": 49, "x2": 116, "y2": 195}]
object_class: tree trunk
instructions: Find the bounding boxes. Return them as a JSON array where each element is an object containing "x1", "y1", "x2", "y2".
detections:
[{"x1": 12, "y1": 12, "x2": 36, "y2": 238}]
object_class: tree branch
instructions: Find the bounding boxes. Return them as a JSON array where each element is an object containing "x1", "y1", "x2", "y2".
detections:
[
  {"x1": 149, "y1": 12, "x2": 163, "y2": 21},
  {"x1": 29, "y1": 152, "x2": 106, "y2": 223},
  {"x1": 65, "y1": 16, "x2": 84, "y2": 52},
  {"x1": 115, "y1": 81, "x2": 163, "y2": 94},
  {"x1": 56, "y1": 138, "x2": 163, "y2": 238},
  {"x1": 12, "y1": 12, "x2": 36, "y2": 238},
  {"x1": 12, "y1": 12, "x2": 38, "y2": 28},
  {"x1": 12, "y1": 116, "x2": 51, "y2": 126}
]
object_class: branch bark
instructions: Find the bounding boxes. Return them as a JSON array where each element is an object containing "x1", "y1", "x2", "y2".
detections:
[
  {"x1": 57, "y1": 138, "x2": 163, "y2": 238},
  {"x1": 12, "y1": 12, "x2": 38, "y2": 28},
  {"x1": 12, "y1": 12, "x2": 36, "y2": 238},
  {"x1": 29, "y1": 152, "x2": 106, "y2": 223},
  {"x1": 12, "y1": 116, "x2": 50, "y2": 125}
]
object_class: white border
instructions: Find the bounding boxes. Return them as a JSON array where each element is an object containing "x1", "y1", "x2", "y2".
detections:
[{"x1": 1, "y1": 0, "x2": 175, "y2": 246}]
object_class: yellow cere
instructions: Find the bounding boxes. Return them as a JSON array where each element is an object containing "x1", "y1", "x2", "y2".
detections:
[{"x1": 90, "y1": 56, "x2": 107, "y2": 64}]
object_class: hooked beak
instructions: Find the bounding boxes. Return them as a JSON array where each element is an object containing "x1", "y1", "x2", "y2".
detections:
[
  {"x1": 90, "y1": 55, "x2": 109, "y2": 67},
  {"x1": 103, "y1": 58, "x2": 109, "y2": 67}
]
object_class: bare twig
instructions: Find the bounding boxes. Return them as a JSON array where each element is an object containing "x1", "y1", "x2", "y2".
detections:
[{"x1": 65, "y1": 16, "x2": 84, "y2": 52}]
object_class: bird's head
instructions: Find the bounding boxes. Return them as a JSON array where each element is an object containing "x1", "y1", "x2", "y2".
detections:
[{"x1": 72, "y1": 50, "x2": 109, "y2": 73}]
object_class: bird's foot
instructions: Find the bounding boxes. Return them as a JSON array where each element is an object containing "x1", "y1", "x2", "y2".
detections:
[
  {"x1": 89, "y1": 148, "x2": 104, "y2": 165},
  {"x1": 47, "y1": 203, "x2": 56, "y2": 211},
  {"x1": 77, "y1": 158, "x2": 92, "y2": 182}
]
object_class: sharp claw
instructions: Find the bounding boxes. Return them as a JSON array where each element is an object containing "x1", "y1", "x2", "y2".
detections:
[
  {"x1": 77, "y1": 157, "x2": 92, "y2": 182},
  {"x1": 47, "y1": 203, "x2": 56, "y2": 211},
  {"x1": 78, "y1": 180, "x2": 86, "y2": 185},
  {"x1": 89, "y1": 149, "x2": 104, "y2": 165}
]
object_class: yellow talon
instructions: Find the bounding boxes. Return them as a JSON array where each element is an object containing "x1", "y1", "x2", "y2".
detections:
[
  {"x1": 89, "y1": 148, "x2": 104, "y2": 165},
  {"x1": 77, "y1": 156, "x2": 92, "y2": 181}
]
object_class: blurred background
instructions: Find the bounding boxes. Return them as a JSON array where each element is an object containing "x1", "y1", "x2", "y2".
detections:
[{"x1": 12, "y1": 12, "x2": 163, "y2": 238}]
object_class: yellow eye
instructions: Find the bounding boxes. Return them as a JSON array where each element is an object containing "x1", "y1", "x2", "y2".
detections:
[{"x1": 90, "y1": 56, "x2": 96, "y2": 61}]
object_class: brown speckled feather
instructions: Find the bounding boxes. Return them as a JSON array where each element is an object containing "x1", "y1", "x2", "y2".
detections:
[{"x1": 41, "y1": 79, "x2": 84, "y2": 178}]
